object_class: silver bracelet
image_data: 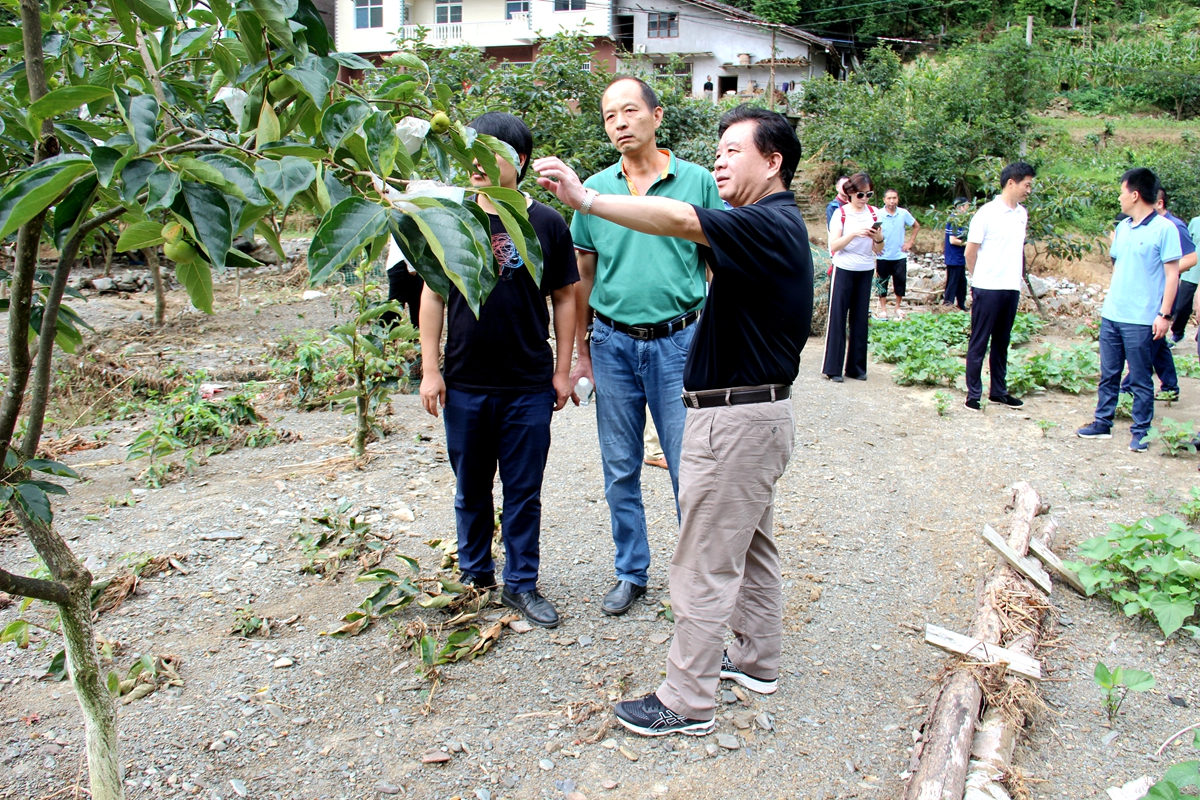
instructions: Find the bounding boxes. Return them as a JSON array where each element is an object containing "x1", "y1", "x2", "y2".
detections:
[{"x1": 580, "y1": 189, "x2": 598, "y2": 215}]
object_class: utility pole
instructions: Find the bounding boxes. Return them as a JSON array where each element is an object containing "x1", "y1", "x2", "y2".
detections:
[
  {"x1": 1025, "y1": 14, "x2": 1033, "y2": 46},
  {"x1": 769, "y1": 25, "x2": 777, "y2": 112},
  {"x1": 1021, "y1": 15, "x2": 1032, "y2": 156}
]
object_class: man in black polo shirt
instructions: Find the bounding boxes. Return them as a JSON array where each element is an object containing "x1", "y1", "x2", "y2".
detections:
[{"x1": 535, "y1": 104, "x2": 812, "y2": 736}]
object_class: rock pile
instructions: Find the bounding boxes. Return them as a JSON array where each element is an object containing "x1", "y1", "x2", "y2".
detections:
[{"x1": 902, "y1": 252, "x2": 1103, "y2": 317}]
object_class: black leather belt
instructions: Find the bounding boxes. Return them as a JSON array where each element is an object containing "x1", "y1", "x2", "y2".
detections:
[
  {"x1": 595, "y1": 310, "x2": 699, "y2": 341},
  {"x1": 681, "y1": 384, "x2": 791, "y2": 409}
]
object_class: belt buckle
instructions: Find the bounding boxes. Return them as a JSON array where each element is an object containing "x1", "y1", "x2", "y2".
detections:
[
  {"x1": 630, "y1": 326, "x2": 652, "y2": 341},
  {"x1": 682, "y1": 392, "x2": 699, "y2": 409}
]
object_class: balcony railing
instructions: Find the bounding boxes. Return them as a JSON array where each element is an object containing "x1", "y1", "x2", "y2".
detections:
[{"x1": 398, "y1": 16, "x2": 535, "y2": 47}]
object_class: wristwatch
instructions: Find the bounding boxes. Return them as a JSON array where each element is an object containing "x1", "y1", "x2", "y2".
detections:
[
  {"x1": 580, "y1": 189, "x2": 598, "y2": 215},
  {"x1": 1159, "y1": 312, "x2": 1174, "y2": 321}
]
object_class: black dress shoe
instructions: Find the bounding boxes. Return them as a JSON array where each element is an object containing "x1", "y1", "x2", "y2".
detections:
[
  {"x1": 989, "y1": 394, "x2": 1024, "y2": 407},
  {"x1": 601, "y1": 580, "x2": 646, "y2": 616},
  {"x1": 501, "y1": 588, "x2": 559, "y2": 628},
  {"x1": 461, "y1": 571, "x2": 496, "y2": 589}
]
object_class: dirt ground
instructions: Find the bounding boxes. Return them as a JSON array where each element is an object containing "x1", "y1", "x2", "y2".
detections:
[{"x1": 2, "y1": 267, "x2": 1199, "y2": 800}]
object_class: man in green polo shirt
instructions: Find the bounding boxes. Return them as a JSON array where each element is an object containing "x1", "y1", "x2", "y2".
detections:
[{"x1": 570, "y1": 76, "x2": 723, "y2": 616}]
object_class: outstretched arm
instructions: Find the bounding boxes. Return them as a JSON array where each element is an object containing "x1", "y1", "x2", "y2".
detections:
[{"x1": 534, "y1": 157, "x2": 708, "y2": 246}]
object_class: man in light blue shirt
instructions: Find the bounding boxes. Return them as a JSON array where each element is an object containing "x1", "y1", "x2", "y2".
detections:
[
  {"x1": 1078, "y1": 168, "x2": 1183, "y2": 452},
  {"x1": 875, "y1": 189, "x2": 919, "y2": 317}
]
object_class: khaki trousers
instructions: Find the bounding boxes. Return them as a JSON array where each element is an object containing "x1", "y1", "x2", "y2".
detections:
[{"x1": 657, "y1": 400, "x2": 795, "y2": 721}]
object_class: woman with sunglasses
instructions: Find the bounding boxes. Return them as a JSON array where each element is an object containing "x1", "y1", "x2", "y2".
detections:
[{"x1": 823, "y1": 172, "x2": 884, "y2": 382}]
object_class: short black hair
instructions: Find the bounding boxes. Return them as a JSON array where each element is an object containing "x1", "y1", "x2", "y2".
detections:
[
  {"x1": 953, "y1": 196, "x2": 969, "y2": 206},
  {"x1": 717, "y1": 104, "x2": 802, "y2": 188},
  {"x1": 884, "y1": 188, "x2": 899, "y2": 197},
  {"x1": 1120, "y1": 167, "x2": 1159, "y2": 206},
  {"x1": 999, "y1": 161, "x2": 1036, "y2": 190},
  {"x1": 1158, "y1": 186, "x2": 1169, "y2": 207},
  {"x1": 468, "y1": 111, "x2": 533, "y2": 182},
  {"x1": 602, "y1": 76, "x2": 660, "y2": 115},
  {"x1": 844, "y1": 171, "x2": 872, "y2": 195}
]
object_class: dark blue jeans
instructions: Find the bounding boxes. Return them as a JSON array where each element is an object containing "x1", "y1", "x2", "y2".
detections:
[
  {"x1": 1095, "y1": 318, "x2": 1155, "y2": 438},
  {"x1": 965, "y1": 288, "x2": 1020, "y2": 401},
  {"x1": 943, "y1": 265, "x2": 967, "y2": 310},
  {"x1": 443, "y1": 388, "x2": 554, "y2": 593},
  {"x1": 1119, "y1": 335, "x2": 1178, "y2": 395}
]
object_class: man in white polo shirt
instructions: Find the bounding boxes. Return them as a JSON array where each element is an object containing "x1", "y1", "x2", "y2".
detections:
[
  {"x1": 963, "y1": 162, "x2": 1034, "y2": 411},
  {"x1": 1078, "y1": 168, "x2": 1182, "y2": 452}
]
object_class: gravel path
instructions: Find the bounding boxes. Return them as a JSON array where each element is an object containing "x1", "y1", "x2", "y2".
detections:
[{"x1": 2, "y1": 281, "x2": 1199, "y2": 800}]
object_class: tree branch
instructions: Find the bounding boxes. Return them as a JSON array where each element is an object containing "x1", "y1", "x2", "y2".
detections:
[
  {"x1": 21, "y1": 203, "x2": 129, "y2": 459},
  {"x1": 134, "y1": 26, "x2": 168, "y2": 107},
  {"x1": 0, "y1": 566, "x2": 71, "y2": 604}
]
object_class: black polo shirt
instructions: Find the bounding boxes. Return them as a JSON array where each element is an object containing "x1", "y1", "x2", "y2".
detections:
[{"x1": 684, "y1": 191, "x2": 813, "y2": 392}]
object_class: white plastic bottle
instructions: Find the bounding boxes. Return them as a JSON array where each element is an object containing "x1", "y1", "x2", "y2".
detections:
[{"x1": 575, "y1": 377, "x2": 594, "y2": 407}]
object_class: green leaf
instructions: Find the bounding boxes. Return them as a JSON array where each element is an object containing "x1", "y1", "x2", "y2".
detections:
[
  {"x1": 117, "y1": 220, "x2": 167, "y2": 252},
  {"x1": 1122, "y1": 668, "x2": 1156, "y2": 692},
  {"x1": 388, "y1": 210, "x2": 451, "y2": 299},
  {"x1": 388, "y1": 52, "x2": 428, "y2": 73},
  {"x1": 90, "y1": 147, "x2": 122, "y2": 189},
  {"x1": 1163, "y1": 761, "x2": 1200, "y2": 789},
  {"x1": 125, "y1": 0, "x2": 176, "y2": 27},
  {"x1": 176, "y1": 261, "x2": 214, "y2": 314},
  {"x1": 364, "y1": 110, "x2": 399, "y2": 177},
  {"x1": 27, "y1": 86, "x2": 113, "y2": 133},
  {"x1": 24, "y1": 459, "x2": 81, "y2": 480},
  {"x1": 330, "y1": 52, "x2": 374, "y2": 70},
  {"x1": 286, "y1": 60, "x2": 333, "y2": 110},
  {"x1": 255, "y1": 220, "x2": 285, "y2": 262},
  {"x1": 0, "y1": 620, "x2": 30, "y2": 648},
  {"x1": 119, "y1": 94, "x2": 159, "y2": 155},
  {"x1": 320, "y1": 98, "x2": 372, "y2": 153},
  {"x1": 417, "y1": 634, "x2": 437, "y2": 665},
  {"x1": 410, "y1": 203, "x2": 495, "y2": 318},
  {"x1": 1143, "y1": 782, "x2": 1182, "y2": 800},
  {"x1": 293, "y1": 0, "x2": 333, "y2": 55},
  {"x1": 53, "y1": 176, "x2": 98, "y2": 250},
  {"x1": 43, "y1": 649, "x2": 68, "y2": 681},
  {"x1": 120, "y1": 158, "x2": 156, "y2": 204},
  {"x1": 475, "y1": 132, "x2": 520, "y2": 173},
  {"x1": 0, "y1": 155, "x2": 95, "y2": 239},
  {"x1": 171, "y1": 26, "x2": 213, "y2": 57},
  {"x1": 144, "y1": 167, "x2": 182, "y2": 213},
  {"x1": 257, "y1": 100, "x2": 281, "y2": 149},
  {"x1": 417, "y1": 594, "x2": 452, "y2": 609},
  {"x1": 1093, "y1": 660, "x2": 1112, "y2": 687},
  {"x1": 307, "y1": 196, "x2": 388, "y2": 285},
  {"x1": 14, "y1": 481, "x2": 53, "y2": 524},
  {"x1": 1077, "y1": 536, "x2": 1113, "y2": 561},
  {"x1": 395, "y1": 554, "x2": 419, "y2": 574},
  {"x1": 490, "y1": 196, "x2": 543, "y2": 286},
  {"x1": 1149, "y1": 593, "x2": 1195, "y2": 638},
  {"x1": 181, "y1": 182, "x2": 233, "y2": 270},
  {"x1": 255, "y1": 156, "x2": 316, "y2": 210},
  {"x1": 106, "y1": 671, "x2": 120, "y2": 695},
  {"x1": 248, "y1": 0, "x2": 303, "y2": 58},
  {"x1": 211, "y1": 0, "x2": 232, "y2": 23}
]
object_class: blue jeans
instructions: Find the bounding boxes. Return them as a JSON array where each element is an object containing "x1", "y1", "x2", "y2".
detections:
[
  {"x1": 590, "y1": 315, "x2": 695, "y2": 586},
  {"x1": 1095, "y1": 318, "x2": 1155, "y2": 438},
  {"x1": 1119, "y1": 335, "x2": 1178, "y2": 395},
  {"x1": 443, "y1": 388, "x2": 554, "y2": 593}
]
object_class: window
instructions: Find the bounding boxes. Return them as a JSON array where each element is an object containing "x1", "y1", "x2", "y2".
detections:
[
  {"x1": 435, "y1": 0, "x2": 462, "y2": 23},
  {"x1": 647, "y1": 12, "x2": 678, "y2": 37},
  {"x1": 506, "y1": 0, "x2": 529, "y2": 18},
  {"x1": 654, "y1": 61, "x2": 691, "y2": 92},
  {"x1": 355, "y1": 0, "x2": 382, "y2": 29},
  {"x1": 614, "y1": 14, "x2": 634, "y2": 50},
  {"x1": 553, "y1": 0, "x2": 585, "y2": 10}
]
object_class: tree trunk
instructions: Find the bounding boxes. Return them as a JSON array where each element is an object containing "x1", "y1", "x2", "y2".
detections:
[
  {"x1": 144, "y1": 246, "x2": 166, "y2": 326},
  {"x1": 354, "y1": 361, "x2": 368, "y2": 456},
  {"x1": 60, "y1": 580, "x2": 124, "y2": 800}
]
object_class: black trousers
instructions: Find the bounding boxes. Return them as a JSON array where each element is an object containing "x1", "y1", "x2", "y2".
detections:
[
  {"x1": 943, "y1": 265, "x2": 967, "y2": 310},
  {"x1": 1171, "y1": 279, "x2": 1197, "y2": 340},
  {"x1": 823, "y1": 266, "x2": 873, "y2": 380},
  {"x1": 965, "y1": 288, "x2": 1020, "y2": 401},
  {"x1": 384, "y1": 264, "x2": 425, "y2": 329}
]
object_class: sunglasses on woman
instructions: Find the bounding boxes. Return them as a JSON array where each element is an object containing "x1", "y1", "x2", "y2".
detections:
[{"x1": 853, "y1": 191, "x2": 874, "y2": 199}]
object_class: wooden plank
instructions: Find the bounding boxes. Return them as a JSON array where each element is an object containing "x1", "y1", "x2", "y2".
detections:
[
  {"x1": 1028, "y1": 536, "x2": 1086, "y2": 594},
  {"x1": 980, "y1": 524, "x2": 1053, "y2": 595},
  {"x1": 923, "y1": 624, "x2": 1042, "y2": 680}
]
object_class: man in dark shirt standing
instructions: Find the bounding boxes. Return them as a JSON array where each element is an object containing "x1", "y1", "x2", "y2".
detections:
[
  {"x1": 535, "y1": 104, "x2": 812, "y2": 736},
  {"x1": 942, "y1": 197, "x2": 970, "y2": 310},
  {"x1": 419, "y1": 112, "x2": 578, "y2": 628}
]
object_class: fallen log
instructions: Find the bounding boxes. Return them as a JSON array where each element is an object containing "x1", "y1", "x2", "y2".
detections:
[
  {"x1": 962, "y1": 515, "x2": 1058, "y2": 800},
  {"x1": 904, "y1": 482, "x2": 1044, "y2": 800}
]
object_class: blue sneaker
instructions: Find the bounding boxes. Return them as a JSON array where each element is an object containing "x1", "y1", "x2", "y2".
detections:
[
  {"x1": 1076, "y1": 422, "x2": 1112, "y2": 439},
  {"x1": 1130, "y1": 434, "x2": 1148, "y2": 453}
]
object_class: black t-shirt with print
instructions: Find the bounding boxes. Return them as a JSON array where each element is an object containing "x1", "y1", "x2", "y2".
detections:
[{"x1": 443, "y1": 198, "x2": 579, "y2": 393}]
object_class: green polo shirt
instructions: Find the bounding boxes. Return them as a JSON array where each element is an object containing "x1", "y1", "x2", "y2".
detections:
[{"x1": 570, "y1": 151, "x2": 722, "y2": 326}]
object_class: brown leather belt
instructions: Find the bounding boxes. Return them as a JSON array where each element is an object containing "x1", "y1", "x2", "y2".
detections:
[
  {"x1": 680, "y1": 384, "x2": 791, "y2": 409},
  {"x1": 595, "y1": 310, "x2": 699, "y2": 341}
]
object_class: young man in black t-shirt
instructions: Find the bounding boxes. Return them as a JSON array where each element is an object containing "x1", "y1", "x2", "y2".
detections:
[{"x1": 419, "y1": 113, "x2": 579, "y2": 628}]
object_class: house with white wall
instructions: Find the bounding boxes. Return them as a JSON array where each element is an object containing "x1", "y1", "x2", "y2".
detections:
[
  {"x1": 613, "y1": 0, "x2": 836, "y2": 97},
  {"x1": 329, "y1": 0, "x2": 836, "y2": 91},
  {"x1": 332, "y1": 0, "x2": 614, "y2": 62}
]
